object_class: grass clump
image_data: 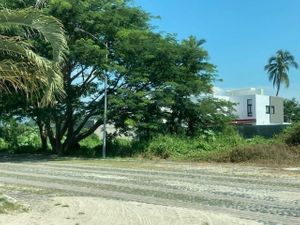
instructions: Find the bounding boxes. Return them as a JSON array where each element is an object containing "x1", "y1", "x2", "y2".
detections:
[
  {"x1": 136, "y1": 126, "x2": 300, "y2": 165},
  {"x1": 0, "y1": 194, "x2": 28, "y2": 214},
  {"x1": 144, "y1": 127, "x2": 245, "y2": 161},
  {"x1": 229, "y1": 144, "x2": 300, "y2": 164}
]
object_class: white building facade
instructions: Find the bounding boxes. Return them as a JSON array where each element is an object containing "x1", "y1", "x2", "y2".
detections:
[{"x1": 215, "y1": 88, "x2": 284, "y2": 125}]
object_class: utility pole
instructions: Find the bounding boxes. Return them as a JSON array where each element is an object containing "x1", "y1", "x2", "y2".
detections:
[
  {"x1": 102, "y1": 43, "x2": 108, "y2": 158},
  {"x1": 74, "y1": 27, "x2": 108, "y2": 159}
]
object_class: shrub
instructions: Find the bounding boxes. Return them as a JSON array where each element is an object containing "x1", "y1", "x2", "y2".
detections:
[
  {"x1": 75, "y1": 146, "x2": 98, "y2": 158},
  {"x1": 107, "y1": 138, "x2": 144, "y2": 157},
  {"x1": 145, "y1": 128, "x2": 245, "y2": 160},
  {"x1": 146, "y1": 135, "x2": 195, "y2": 159},
  {"x1": 229, "y1": 144, "x2": 300, "y2": 164},
  {"x1": 0, "y1": 119, "x2": 41, "y2": 153},
  {"x1": 0, "y1": 138, "x2": 8, "y2": 150},
  {"x1": 279, "y1": 122, "x2": 300, "y2": 146},
  {"x1": 72, "y1": 134, "x2": 101, "y2": 157},
  {"x1": 79, "y1": 133, "x2": 101, "y2": 149}
]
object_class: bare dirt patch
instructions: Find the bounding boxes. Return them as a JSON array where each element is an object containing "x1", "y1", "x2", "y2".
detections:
[{"x1": 0, "y1": 197, "x2": 261, "y2": 225}]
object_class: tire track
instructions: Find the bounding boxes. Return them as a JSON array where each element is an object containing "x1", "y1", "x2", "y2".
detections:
[
  {"x1": 0, "y1": 161, "x2": 299, "y2": 225},
  {"x1": 1, "y1": 163, "x2": 299, "y2": 192}
]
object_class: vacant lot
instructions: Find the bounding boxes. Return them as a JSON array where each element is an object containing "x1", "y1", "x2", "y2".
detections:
[{"x1": 0, "y1": 157, "x2": 299, "y2": 225}]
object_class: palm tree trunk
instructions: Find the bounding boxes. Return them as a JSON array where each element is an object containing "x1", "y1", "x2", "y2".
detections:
[{"x1": 276, "y1": 83, "x2": 281, "y2": 96}]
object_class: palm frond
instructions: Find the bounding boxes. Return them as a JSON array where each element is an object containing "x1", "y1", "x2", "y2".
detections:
[
  {"x1": 0, "y1": 8, "x2": 68, "y2": 63},
  {"x1": 265, "y1": 49, "x2": 298, "y2": 96},
  {"x1": 0, "y1": 36, "x2": 50, "y2": 70},
  {"x1": 0, "y1": 59, "x2": 64, "y2": 103},
  {"x1": 0, "y1": 8, "x2": 68, "y2": 104}
]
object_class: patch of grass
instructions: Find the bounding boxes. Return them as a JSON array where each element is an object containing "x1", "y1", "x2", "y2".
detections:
[
  {"x1": 0, "y1": 194, "x2": 28, "y2": 214},
  {"x1": 107, "y1": 139, "x2": 145, "y2": 158},
  {"x1": 144, "y1": 129, "x2": 245, "y2": 161},
  {"x1": 228, "y1": 144, "x2": 300, "y2": 165}
]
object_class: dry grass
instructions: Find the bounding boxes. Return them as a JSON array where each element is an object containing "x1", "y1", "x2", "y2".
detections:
[
  {"x1": 0, "y1": 194, "x2": 28, "y2": 214},
  {"x1": 227, "y1": 144, "x2": 300, "y2": 165}
]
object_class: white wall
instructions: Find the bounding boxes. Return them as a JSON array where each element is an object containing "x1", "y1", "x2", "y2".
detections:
[
  {"x1": 214, "y1": 91, "x2": 285, "y2": 125},
  {"x1": 255, "y1": 95, "x2": 270, "y2": 125},
  {"x1": 230, "y1": 95, "x2": 256, "y2": 120}
]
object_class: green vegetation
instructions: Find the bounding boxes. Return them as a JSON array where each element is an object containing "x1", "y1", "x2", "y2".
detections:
[
  {"x1": 0, "y1": 194, "x2": 28, "y2": 214},
  {"x1": 0, "y1": 0, "x2": 234, "y2": 155},
  {"x1": 265, "y1": 50, "x2": 298, "y2": 96},
  {"x1": 0, "y1": 1, "x2": 299, "y2": 166},
  {"x1": 140, "y1": 124, "x2": 300, "y2": 164},
  {"x1": 284, "y1": 98, "x2": 300, "y2": 123},
  {"x1": 0, "y1": 119, "x2": 42, "y2": 154},
  {"x1": 278, "y1": 122, "x2": 300, "y2": 146},
  {"x1": 0, "y1": 5, "x2": 67, "y2": 104},
  {"x1": 1, "y1": 113, "x2": 300, "y2": 165}
]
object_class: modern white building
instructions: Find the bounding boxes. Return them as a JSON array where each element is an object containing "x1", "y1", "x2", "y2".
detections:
[{"x1": 214, "y1": 88, "x2": 284, "y2": 125}]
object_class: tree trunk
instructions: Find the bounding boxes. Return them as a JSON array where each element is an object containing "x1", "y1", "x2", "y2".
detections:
[
  {"x1": 276, "y1": 83, "x2": 281, "y2": 96},
  {"x1": 37, "y1": 119, "x2": 48, "y2": 151}
]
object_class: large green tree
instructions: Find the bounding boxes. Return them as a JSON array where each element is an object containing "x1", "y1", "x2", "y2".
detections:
[
  {"x1": 0, "y1": 6, "x2": 68, "y2": 103},
  {"x1": 265, "y1": 50, "x2": 298, "y2": 96},
  {"x1": 1, "y1": 0, "x2": 229, "y2": 154}
]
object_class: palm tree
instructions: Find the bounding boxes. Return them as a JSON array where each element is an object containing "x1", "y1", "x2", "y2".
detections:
[
  {"x1": 265, "y1": 50, "x2": 298, "y2": 96},
  {"x1": 0, "y1": 7, "x2": 68, "y2": 104}
]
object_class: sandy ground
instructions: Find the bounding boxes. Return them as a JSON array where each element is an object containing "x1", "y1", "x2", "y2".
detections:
[
  {"x1": 0, "y1": 157, "x2": 299, "y2": 225},
  {"x1": 0, "y1": 197, "x2": 261, "y2": 225}
]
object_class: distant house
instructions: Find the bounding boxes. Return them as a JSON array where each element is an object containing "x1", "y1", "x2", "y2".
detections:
[{"x1": 214, "y1": 88, "x2": 284, "y2": 125}]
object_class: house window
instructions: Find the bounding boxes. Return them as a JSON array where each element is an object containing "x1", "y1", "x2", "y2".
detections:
[
  {"x1": 247, "y1": 99, "x2": 252, "y2": 117},
  {"x1": 266, "y1": 106, "x2": 270, "y2": 114},
  {"x1": 271, "y1": 106, "x2": 275, "y2": 114}
]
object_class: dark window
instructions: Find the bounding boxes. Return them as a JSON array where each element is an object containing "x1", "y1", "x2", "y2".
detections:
[
  {"x1": 266, "y1": 106, "x2": 270, "y2": 114},
  {"x1": 247, "y1": 99, "x2": 253, "y2": 117},
  {"x1": 271, "y1": 106, "x2": 275, "y2": 114}
]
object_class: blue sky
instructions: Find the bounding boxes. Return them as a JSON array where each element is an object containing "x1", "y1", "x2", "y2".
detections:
[{"x1": 133, "y1": 0, "x2": 300, "y2": 100}]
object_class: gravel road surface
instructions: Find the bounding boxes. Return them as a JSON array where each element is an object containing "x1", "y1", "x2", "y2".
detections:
[{"x1": 0, "y1": 157, "x2": 299, "y2": 225}]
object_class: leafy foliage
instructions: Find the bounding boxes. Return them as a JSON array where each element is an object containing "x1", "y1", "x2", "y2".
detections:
[
  {"x1": 0, "y1": 119, "x2": 41, "y2": 152},
  {"x1": 265, "y1": 50, "x2": 298, "y2": 96},
  {"x1": 284, "y1": 98, "x2": 300, "y2": 123},
  {"x1": 0, "y1": 7, "x2": 68, "y2": 103},
  {"x1": 144, "y1": 127, "x2": 244, "y2": 160},
  {"x1": 0, "y1": 0, "x2": 233, "y2": 155},
  {"x1": 279, "y1": 122, "x2": 300, "y2": 146}
]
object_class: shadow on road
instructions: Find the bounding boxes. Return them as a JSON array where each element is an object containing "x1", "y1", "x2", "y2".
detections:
[{"x1": 0, "y1": 153, "x2": 63, "y2": 163}]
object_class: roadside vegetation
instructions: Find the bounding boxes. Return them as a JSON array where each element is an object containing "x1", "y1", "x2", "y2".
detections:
[
  {"x1": 0, "y1": 193, "x2": 28, "y2": 214},
  {"x1": 1, "y1": 119, "x2": 300, "y2": 165},
  {"x1": 0, "y1": 0, "x2": 299, "y2": 166}
]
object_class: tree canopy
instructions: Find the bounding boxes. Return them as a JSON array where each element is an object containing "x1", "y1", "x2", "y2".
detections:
[{"x1": 0, "y1": 0, "x2": 233, "y2": 154}]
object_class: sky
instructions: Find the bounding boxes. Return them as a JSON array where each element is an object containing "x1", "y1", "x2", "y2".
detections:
[{"x1": 133, "y1": 0, "x2": 300, "y2": 100}]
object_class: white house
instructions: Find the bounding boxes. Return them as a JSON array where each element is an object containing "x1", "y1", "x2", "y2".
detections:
[{"x1": 214, "y1": 88, "x2": 284, "y2": 125}]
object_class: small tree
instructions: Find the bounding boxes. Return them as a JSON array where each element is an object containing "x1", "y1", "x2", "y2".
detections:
[{"x1": 284, "y1": 98, "x2": 300, "y2": 123}]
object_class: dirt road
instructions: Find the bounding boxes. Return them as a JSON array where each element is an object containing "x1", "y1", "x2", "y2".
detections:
[{"x1": 0, "y1": 157, "x2": 299, "y2": 225}]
